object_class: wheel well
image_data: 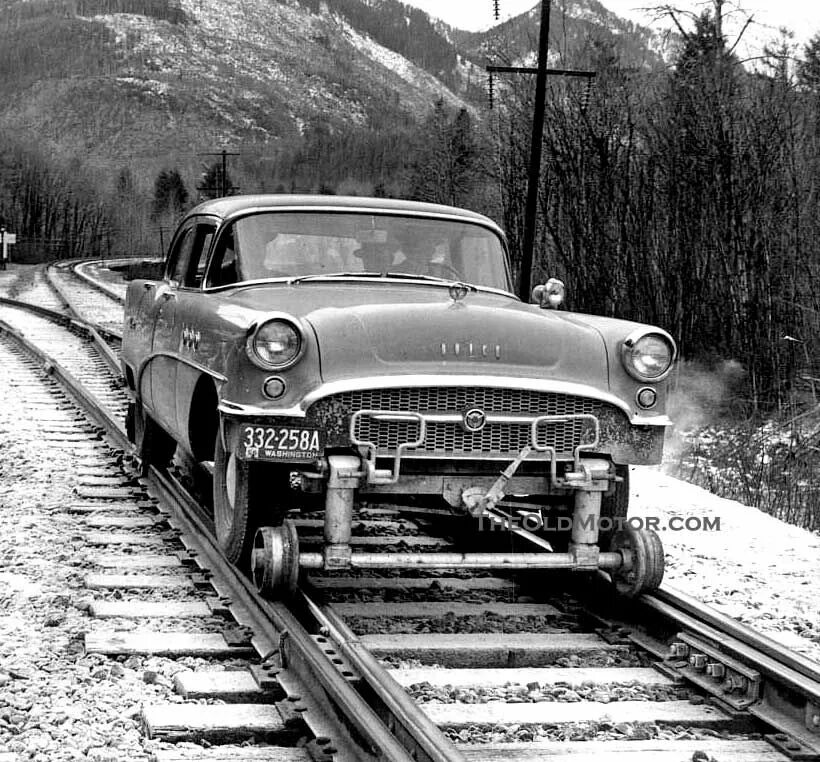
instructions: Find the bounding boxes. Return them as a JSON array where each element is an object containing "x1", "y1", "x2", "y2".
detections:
[{"x1": 188, "y1": 376, "x2": 219, "y2": 462}]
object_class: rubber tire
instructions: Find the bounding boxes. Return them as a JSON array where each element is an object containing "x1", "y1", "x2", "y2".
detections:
[
  {"x1": 125, "y1": 401, "x2": 137, "y2": 444},
  {"x1": 213, "y1": 432, "x2": 261, "y2": 568},
  {"x1": 599, "y1": 464, "x2": 629, "y2": 548},
  {"x1": 133, "y1": 401, "x2": 176, "y2": 471}
]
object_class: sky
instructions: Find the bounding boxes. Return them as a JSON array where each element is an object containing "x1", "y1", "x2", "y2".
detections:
[{"x1": 402, "y1": 1, "x2": 820, "y2": 49}]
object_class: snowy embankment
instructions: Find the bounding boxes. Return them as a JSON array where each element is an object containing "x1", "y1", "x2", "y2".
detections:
[{"x1": 632, "y1": 466, "x2": 820, "y2": 662}]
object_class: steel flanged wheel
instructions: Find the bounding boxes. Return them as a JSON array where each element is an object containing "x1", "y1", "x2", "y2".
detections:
[
  {"x1": 252, "y1": 521, "x2": 300, "y2": 600},
  {"x1": 609, "y1": 526, "x2": 665, "y2": 597}
]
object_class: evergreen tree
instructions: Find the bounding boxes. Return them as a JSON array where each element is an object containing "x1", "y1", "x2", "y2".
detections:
[
  {"x1": 152, "y1": 168, "x2": 188, "y2": 218},
  {"x1": 408, "y1": 101, "x2": 482, "y2": 207},
  {"x1": 797, "y1": 33, "x2": 820, "y2": 90},
  {"x1": 197, "y1": 162, "x2": 235, "y2": 199}
]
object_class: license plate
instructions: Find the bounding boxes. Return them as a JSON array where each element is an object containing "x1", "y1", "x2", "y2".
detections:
[{"x1": 239, "y1": 424, "x2": 323, "y2": 462}]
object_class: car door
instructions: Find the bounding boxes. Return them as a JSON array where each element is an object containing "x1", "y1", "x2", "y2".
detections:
[
  {"x1": 172, "y1": 220, "x2": 218, "y2": 453},
  {"x1": 149, "y1": 221, "x2": 196, "y2": 435}
]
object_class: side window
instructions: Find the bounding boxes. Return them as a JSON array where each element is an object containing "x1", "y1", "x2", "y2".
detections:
[
  {"x1": 166, "y1": 226, "x2": 195, "y2": 283},
  {"x1": 181, "y1": 224, "x2": 215, "y2": 288},
  {"x1": 206, "y1": 227, "x2": 239, "y2": 288}
]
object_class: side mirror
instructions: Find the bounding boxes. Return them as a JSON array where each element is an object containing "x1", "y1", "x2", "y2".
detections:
[{"x1": 532, "y1": 278, "x2": 565, "y2": 309}]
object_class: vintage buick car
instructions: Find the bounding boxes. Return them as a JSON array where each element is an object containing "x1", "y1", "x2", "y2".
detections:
[{"x1": 122, "y1": 195, "x2": 676, "y2": 598}]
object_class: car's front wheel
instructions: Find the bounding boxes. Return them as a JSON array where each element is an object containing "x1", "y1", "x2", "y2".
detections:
[
  {"x1": 213, "y1": 432, "x2": 262, "y2": 567},
  {"x1": 599, "y1": 464, "x2": 629, "y2": 548},
  {"x1": 128, "y1": 400, "x2": 176, "y2": 472}
]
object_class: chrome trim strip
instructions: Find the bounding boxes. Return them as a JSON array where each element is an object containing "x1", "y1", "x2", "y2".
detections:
[
  {"x1": 218, "y1": 375, "x2": 673, "y2": 426},
  {"x1": 203, "y1": 277, "x2": 514, "y2": 299},
  {"x1": 136, "y1": 352, "x2": 228, "y2": 401},
  {"x1": 201, "y1": 206, "x2": 513, "y2": 296},
  {"x1": 218, "y1": 205, "x2": 506, "y2": 239}
]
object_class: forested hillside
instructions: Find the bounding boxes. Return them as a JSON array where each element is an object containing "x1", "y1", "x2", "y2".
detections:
[
  {"x1": 489, "y1": 10, "x2": 820, "y2": 416},
  {"x1": 1, "y1": 0, "x2": 820, "y2": 420}
]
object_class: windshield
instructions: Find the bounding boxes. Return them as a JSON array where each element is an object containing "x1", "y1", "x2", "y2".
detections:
[{"x1": 206, "y1": 211, "x2": 511, "y2": 291}]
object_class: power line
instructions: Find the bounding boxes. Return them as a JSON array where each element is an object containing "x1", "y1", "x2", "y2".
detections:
[
  {"x1": 197, "y1": 149, "x2": 240, "y2": 197},
  {"x1": 487, "y1": 0, "x2": 596, "y2": 301}
]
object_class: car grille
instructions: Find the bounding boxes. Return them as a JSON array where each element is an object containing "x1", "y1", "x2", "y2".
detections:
[{"x1": 308, "y1": 387, "x2": 607, "y2": 458}]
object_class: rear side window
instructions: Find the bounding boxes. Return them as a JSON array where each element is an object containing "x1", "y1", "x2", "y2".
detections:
[
  {"x1": 165, "y1": 222, "x2": 216, "y2": 288},
  {"x1": 166, "y1": 227, "x2": 194, "y2": 283},
  {"x1": 183, "y1": 225, "x2": 215, "y2": 288}
]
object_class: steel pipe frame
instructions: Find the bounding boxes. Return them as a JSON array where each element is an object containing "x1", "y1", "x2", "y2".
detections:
[{"x1": 299, "y1": 550, "x2": 624, "y2": 570}]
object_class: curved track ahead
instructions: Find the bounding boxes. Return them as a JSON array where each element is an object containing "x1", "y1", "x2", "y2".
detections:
[{"x1": 0, "y1": 260, "x2": 817, "y2": 762}]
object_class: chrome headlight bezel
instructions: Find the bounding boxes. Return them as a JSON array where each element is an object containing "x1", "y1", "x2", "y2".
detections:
[
  {"x1": 621, "y1": 329, "x2": 676, "y2": 383},
  {"x1": 245, "y1": 315, "x2": 306, "y2": 371}
]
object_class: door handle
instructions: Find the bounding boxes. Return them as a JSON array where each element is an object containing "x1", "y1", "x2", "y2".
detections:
[
  {"x1": 161, "y1": 291, "x2": 177, "y2": 301},
  {"x1": 143, "y1": 282, "x2": 154, "y2": 291}
]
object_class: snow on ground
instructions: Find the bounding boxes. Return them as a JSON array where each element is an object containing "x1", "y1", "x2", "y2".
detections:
[
  {"x1": 339, "y1": 20, "x2": 467, "y2": 113},
  {"x1": 632, "y1": 466, "x2": 820, "y2": 662}
]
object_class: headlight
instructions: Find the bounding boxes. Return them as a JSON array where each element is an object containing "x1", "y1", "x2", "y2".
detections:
[
  {"x1": 246, "y1": 318, "x2": 304, "y2": 370},
  {"x1": 621, "y1": 330, "x2": 675, "y2": 382}
]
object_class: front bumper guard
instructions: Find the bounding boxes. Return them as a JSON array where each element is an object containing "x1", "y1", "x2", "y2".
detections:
[{"x1": 350, "y1": 409, "x2": 601, "y2": 487}]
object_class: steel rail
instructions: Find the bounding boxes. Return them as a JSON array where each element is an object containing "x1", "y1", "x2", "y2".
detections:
[
  {"x1": 648, "y1": 585, "x2": 820, "y2": 685},
  {"x1": 637, "y1": 586, "x2": 820, "y2": 754},
  {"x1": 0, "y1": 298, "x2": 420, "y2": 762},
  {"x1": 72, "y1": 260, "x2": 127, "y2": 303},
  {"x1": 0, "y1": 295, "x2": 121, "y2": 377},
  {"x1": 148, "y1": 467, "x2": 416, "y2": 762},
  {"x1": 302, "y1": 585, "x2": 467, "y2": 762},
  {"x1": 0, "y1": 318, "x2": 129, "y2": 453},
  {"x1": 573, "y1": 572, "x2": 820, "y2": 755},
  {"x1": 45, "y1": 262, "x2": 123, "y2": 341}
]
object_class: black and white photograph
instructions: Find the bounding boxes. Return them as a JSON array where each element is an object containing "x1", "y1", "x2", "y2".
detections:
[{"x1": 0, "y1": 0, "x2": 819, "y2": 760}]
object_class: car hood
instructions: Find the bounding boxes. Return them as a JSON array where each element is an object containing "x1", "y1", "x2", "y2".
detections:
[{"x1": 225, "y1": 281, "x2": 610, "y2": 387}]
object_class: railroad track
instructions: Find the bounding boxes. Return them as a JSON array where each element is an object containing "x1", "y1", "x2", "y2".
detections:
[
  {"x1": 45, "y1": 259, "x2": 126, "y2": 337},
  {"x1": 0, "y1": 261, "x2": 817, "y2": 762}
]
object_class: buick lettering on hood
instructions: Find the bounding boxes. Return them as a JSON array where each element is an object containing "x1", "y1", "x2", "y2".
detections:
[{"x1": 122, "y1": 195, "x2": 676, "y2": 598}]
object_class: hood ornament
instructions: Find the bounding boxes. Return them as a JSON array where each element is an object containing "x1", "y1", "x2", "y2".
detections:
[{"x1": 448, "y1": 282, "x2": 470, "y2": 304}]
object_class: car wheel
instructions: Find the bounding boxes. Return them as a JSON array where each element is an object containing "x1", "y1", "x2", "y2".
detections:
[
  {"x1": 599, "y1": 464, "x2": 628, "y2": 547},
  {"x1": 132, "y1": 400, "x2": 176, "y2": 471},
  {"x1": 213, "y1": 432, "x2": 262, "y2": 567}
]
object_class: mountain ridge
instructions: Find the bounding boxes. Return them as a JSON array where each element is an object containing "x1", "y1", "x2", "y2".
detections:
[{"x1": 0, "y1": 0, "x2": 666, "y2": 182}]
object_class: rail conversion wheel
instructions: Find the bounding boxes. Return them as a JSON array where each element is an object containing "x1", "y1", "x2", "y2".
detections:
[
  {"x1": 213, "y1": 433, "x2": 262, "y2": 567},
  {"x1": 252, "y1": 521, "x2": 299, "y2": 599},
  {"x1": 609, "y1": 525, "x2": 664, "y2": 597}
]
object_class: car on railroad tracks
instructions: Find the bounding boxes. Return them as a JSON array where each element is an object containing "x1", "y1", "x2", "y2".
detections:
[{"x1": 121, "y1": 194, "x2": 676, "y2": 598}]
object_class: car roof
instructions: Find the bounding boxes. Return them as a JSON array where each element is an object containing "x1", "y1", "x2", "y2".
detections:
[{"x1": 185, "y1": 194, "x2": 502, "y2": 232}]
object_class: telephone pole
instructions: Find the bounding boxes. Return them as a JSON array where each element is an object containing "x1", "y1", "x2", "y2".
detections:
[
  {"x1": 487, "y1": 0, "x2": 595, "y2": 301},
  {"x1": 198, "y1": 149, "x2": 240, "y2": 197}
]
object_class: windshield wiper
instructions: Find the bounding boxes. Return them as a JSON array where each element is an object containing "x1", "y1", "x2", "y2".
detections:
[
  {"x1": 288, "y1": 271, "x2": 383, "y2": 284},
  {"x1": 288, "y1": 271, "x2": 478, "y2": 289}
]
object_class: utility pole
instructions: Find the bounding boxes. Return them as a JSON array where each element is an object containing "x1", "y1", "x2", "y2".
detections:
[
  {"x1": 198, "y1": 149, "x2": 240, "y2": 197},
  {"x1": 487, "y1": 0, "x2": 595, "y2": 301}
]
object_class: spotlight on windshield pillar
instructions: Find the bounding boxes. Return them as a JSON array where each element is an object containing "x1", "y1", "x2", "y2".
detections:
[{"x1": 532, "y1": 278, "x2": 565, "y2": 309}]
